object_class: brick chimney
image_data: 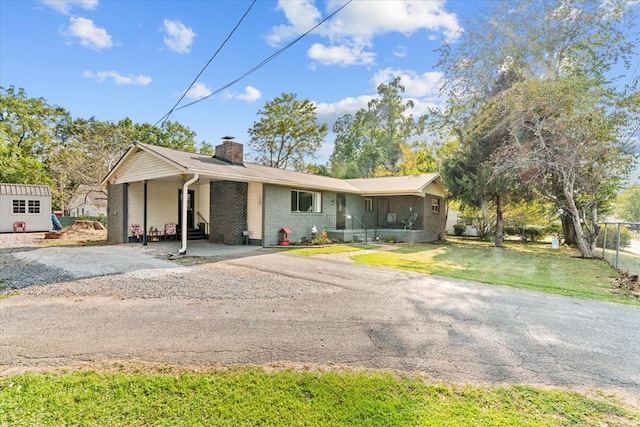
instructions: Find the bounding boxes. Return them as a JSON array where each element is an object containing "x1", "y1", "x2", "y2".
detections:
[{"x1": 214, "y1": 136, "x2": 243, "y2": 165}]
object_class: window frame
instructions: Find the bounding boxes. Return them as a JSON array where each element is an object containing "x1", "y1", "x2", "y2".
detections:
[
  {"x1": 431, "y1": 197, "x2": 441, "y2": 213},
  {"x1": 12, "y1": 199, "x2": 26, "y2": 214},
  {"x1": 291, "y1": 189, "x2": 322, "y2": 213},
  {"x1": 364, "y1": 197, "x2": 373, "y2": 212},
  {"x1": 28, "y1": 200, "x2": 41, "y2": 214}
]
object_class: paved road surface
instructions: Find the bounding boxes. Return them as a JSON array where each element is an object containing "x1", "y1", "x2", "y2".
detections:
[{"x1": 1, "y1": 246, "x2": 639, "y2": 401}]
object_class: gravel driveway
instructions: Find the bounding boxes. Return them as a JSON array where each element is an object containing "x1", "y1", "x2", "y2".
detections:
[{"x1": 1, "y1": 235, "x2": 640, "y2": 403}]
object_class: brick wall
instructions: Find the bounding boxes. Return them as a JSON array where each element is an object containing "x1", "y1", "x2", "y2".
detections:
[{"x1": 210, "y1": 180, "x2": 248, "y2": 244}]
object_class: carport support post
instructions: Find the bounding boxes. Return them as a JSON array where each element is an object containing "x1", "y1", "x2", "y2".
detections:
[{"x1": 143, "y1": 180, "x2": 148, "y2": 246}]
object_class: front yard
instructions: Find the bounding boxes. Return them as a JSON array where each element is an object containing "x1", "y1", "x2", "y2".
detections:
[{"x1": 287, "y1": 238, "x2": 640, "y2": 306}]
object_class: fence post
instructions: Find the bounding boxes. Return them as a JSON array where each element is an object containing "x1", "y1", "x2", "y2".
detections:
[
  {"x1": 602, "y1": 224, "x2": 607, "y2": 258},
  {"x1": 615, "y1": 223, "x2": 621, "y2": 269}
]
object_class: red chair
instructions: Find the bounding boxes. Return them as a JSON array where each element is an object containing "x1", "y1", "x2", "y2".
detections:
[
  {"x1": 13, "y1": 221, "x2": 26, "y2": 233},
  {"x1": 130, "y1": 224, "x2": 143, "y2": 242},
  {"x1": 164, "y1": 223, "x2": 177, "y2": 241}
]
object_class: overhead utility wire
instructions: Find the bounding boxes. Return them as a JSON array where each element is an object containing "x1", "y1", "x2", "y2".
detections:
[
  {"x1": 171, "y1": 0, "x2": 353, "y2": 113},
  {"x1": 156, "y1": 0, "x2": 257, "y2": 127}
]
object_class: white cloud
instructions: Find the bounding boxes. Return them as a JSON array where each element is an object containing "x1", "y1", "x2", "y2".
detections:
[
  {"x1": 393, "y1": 45, "x2": 407, "y2": 58},
  {"x1": 63, "y1": 16, "x2": 112, "y2": 49},
  {"x1": 315, "y1": 95, "x2": 373, "y2": 124},
  {"x1": 265, "y1": 0, "x2": 321, "y2": 47},
  {"x1": 184, "y1": 82, "x2": 212, "y2": 99},
  {"x1": 41, "y1": 0, "x2": 98, "y2": 15},
  {"x1": 308, "y1": 43, "x2": 375, "y2": 66},
  {"x1": 236, "y1": 86, "x2": 262, "y2": 102},
  {"x1": 84, "y1": 71, "x2": 151, "y2": 85},
  {"x1": 163, "y1": 19, "x2": 195, "y2": 53},
  {"x1": 266, "y1": 0, "x2": 462, "y2": 67},
  {"x1": 372, "y1": 68, "x2": 442, "y2": 98}
]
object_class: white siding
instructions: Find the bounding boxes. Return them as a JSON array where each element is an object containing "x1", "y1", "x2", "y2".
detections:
[
  {"x1": 425, "y1": 181, "x2": 445, "y2": 198},
  {"x1": 115, "y1": 151, "x2": 182, "y2": 184},
  {"x1": 247, "y1": 182, "x2": 263, "y2": 239},
  {"x1": 195, "y1": 182, "x2": 209, "y2": 225},
  {"x1": 127, "y1": 181, "x2": 180, "y2": 237},
  {"x1": 0, "y1": 194, "x2": 52, "y2": 232}
]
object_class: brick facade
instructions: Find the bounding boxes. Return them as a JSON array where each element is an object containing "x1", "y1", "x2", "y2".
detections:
[{"x1": 209, "y1": 180, "x2": 248, "y2": 244}]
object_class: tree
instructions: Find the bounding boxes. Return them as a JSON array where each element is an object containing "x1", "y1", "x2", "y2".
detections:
[
  {"x1": 436, "y1": 0, "x2": 638, "y2": 258},
  {"x1": 0, "y1": 86, "x2": 68, "y2": 186},
  {"x1": 117, "y1": 118, "x2": 198, "y2": 152},
  {"x1": 495, "y1": 76, "x2": 635, "y2": 257},
  {"x1": 615, "y1": 185, "x2": 640, "y2": 222},
  {"x1": 247, "y1": 93, "x2": 327, "y2": 170},
  {"x1": 330, "y1": 78, "x2": 429, "y2": 178}
]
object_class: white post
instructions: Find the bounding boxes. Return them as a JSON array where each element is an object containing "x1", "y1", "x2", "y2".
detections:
[{"x1": 178, "y1": 174, "x2": 199, "y2": 255}]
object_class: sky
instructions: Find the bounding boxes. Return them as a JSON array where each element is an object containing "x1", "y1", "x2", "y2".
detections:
[{"x1": 0, "y1": 0, "x2": 638, "y2": 182}]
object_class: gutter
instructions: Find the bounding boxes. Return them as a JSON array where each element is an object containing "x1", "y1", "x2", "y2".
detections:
[{"x1": 177, "y1": 173, "x2": 199, "y2": 255}]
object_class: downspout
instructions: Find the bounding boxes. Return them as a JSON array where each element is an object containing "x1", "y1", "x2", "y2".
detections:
[
  {"x1": 178, "y1": 174, "x2": 199, "y2": 255},
  {"x1": 143, "y1": 180, "x2": 148, "y2": 246}
]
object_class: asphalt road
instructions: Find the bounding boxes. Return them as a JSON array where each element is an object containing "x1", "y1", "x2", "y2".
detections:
[{"x1": 1, "y1": 246, "x2": 639, "y2": 400}]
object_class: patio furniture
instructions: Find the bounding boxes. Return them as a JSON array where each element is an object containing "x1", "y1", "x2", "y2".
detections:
[
  {"x1": 130, "y1": 224, "x2": 143, "y2": 242},
  {"x1": 402, "y1": 213, "x2": 419, "y2": 230},
  {"x1": 13, "y1": 221, "x2": 26, "y2": 233},
  {"x1": 165, "y1": 223, "x2": 177, "y2": 241}
]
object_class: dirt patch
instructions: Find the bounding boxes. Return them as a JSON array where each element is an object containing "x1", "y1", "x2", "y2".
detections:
[{"x1": 45, "y1": 220, "x2": 107, "y2": 243}]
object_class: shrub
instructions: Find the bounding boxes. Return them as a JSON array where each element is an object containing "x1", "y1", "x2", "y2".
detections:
[
  {"x1": 453, "y1": 223, "x2": 466, "y2": 236},
  {"x1": 311, "y1": 235, "x2": 332, "y2": 245},
  {"x1": 503, "y1": 225, "x2": 544, "y2": 242},
  {"x1": 597, "y1": 226, "x2": 631, "y2": 249}
]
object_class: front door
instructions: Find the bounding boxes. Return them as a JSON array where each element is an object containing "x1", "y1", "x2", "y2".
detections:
[
  {"x1": 377, "y1": 198, "x2": 389, "y2": 227},
  {"x1": 178, "y1": 189, "x2": 195, "y2": 229},
  {"x1": 336, "y1": 193, "x2": 346, "y2": 230}
]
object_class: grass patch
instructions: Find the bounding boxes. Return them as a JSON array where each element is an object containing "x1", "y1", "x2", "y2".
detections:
[
  {"x1": 1, "y1": 368, "x2": 637, "y2": 426},
  {"x1": 601, "y1": 247, "x2": 640, "y2": 277},
  {"x1": 351, "y1": 240, "x2": 639, "y2": 305},
  {"x1": 285, "y1": 245, "x2": 369, "y2": 256}
]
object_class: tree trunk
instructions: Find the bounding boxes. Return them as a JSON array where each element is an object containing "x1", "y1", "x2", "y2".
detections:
[
  {"x1": 561, "y1": 214, "x2": 576, "y2": 245},
  {"x1": 564, "y1": 186, "x2": 595, "y2": 258},
  {"x1": 494, "y1": 194, "x2": 504, "y2": 247}
]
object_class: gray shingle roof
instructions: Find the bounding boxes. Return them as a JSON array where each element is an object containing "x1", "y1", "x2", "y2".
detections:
[{"x1": 106, "y1": 143, "x2": 442, "y2": 196}]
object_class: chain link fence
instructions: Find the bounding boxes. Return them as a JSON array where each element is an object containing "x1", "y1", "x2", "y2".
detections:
[{"x1": 598, "y1": 222, "x2": 640, "y2": 276}]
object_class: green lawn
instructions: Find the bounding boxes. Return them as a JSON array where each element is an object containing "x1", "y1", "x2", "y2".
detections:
[
  {"x1": 1, "y1": 368, "x2": 637, "y2": 426},
  {"x1": 294, "y1": 239, "x2": 639, "y2": 305}
]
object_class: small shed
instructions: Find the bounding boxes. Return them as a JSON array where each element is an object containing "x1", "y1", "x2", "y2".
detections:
[{"x1": 0, "y1": 184, "x2": 52, "y2": 233}]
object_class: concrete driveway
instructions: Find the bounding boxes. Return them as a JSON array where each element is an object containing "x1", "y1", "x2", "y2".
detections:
[{"x1": 1, "y1": 244, "x2": 639, "y2": 401}]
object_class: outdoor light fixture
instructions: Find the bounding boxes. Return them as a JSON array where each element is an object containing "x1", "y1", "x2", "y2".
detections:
[{"x1": 331, "y1": 200, "x2": 335, "y2": 206}]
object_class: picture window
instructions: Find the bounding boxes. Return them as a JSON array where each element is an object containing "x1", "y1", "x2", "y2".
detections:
[{"x1": 291, "y1": 190, "x2": 321, "y2": 213}]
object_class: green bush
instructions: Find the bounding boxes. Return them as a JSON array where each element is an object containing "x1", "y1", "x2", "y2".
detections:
[
  {"x1": 597, "y1": 226, "x2": 631, "y2": 249},
  {"x1": 311, "y1": 235, "x2": 332, "y2": 245},
  {"x1": 453, "y1": 223, "x2": 466, "y2": 236},
  {"x1": 503, "y1": 225, "x2": 544, "y2": 242}
]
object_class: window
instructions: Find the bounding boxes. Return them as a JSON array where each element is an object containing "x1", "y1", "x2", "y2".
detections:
[
  {"x1": 12, "y1": 200, "x2": 25, "y2": 214},
  {"x1": 365, "y1": 198, "x2": 373, "y2": 212},
  {"x1": 431, "y1": 198, "x2": 440, "y2": 213},
  {"x1": 28, "y1": 200, "x2": 40, "y2": 214},
  {"x1": 291, "y1": 190, "x2": 321, "y2": 212}
]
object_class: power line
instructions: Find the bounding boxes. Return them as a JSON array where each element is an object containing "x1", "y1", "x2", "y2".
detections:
[
  {"x1": 169, "y1": 0, "x2": 353, "y2": 114},
  {"x1": 156, "y1": 0, "x2": 257, "y2": 127}
]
